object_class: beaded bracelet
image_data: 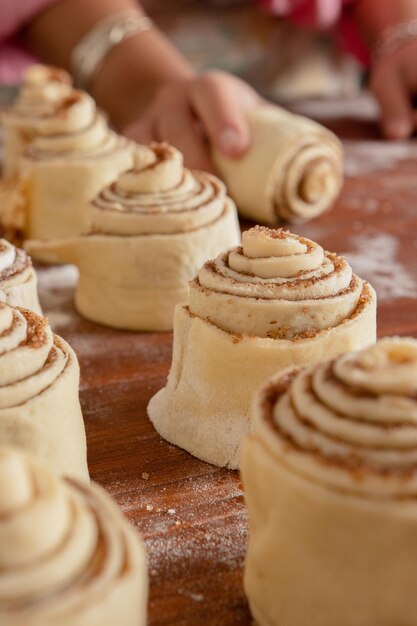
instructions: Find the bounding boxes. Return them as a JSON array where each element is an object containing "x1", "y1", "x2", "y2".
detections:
[
  {"x1": 373, "y1": 18, "x2": 417, "y2": 62},
  {"x1": 71, "y1": 11, "x2": 154, "y2": 92}
]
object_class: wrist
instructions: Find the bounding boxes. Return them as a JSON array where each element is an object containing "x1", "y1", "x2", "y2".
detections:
[
  {"x1": 373, "y1": 20, "x2": 417, "y2": 64},
  {"x1": 355, "y1": 0, "x2": 417, "y2": 46},
  {"x1": 91, "y1": 27, "x2": 195, "y2": 129}
]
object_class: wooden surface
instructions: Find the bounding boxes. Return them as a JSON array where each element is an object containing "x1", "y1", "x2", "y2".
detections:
[{"x1": 35, "y1": 94, "x2": 417, "y2": 626}]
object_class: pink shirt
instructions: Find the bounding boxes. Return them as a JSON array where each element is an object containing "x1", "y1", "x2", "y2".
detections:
[
  {"x1": 0, "y1": 0, "x2": 369, "y2": 84},
  {"x1": 0, "y1": 0, "x2": 59, "y2": 83},
  {"x1": 260, "y1": 0, "x2": 370, "y2": 65}
]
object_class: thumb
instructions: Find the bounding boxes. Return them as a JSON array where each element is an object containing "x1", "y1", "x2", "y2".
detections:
[{"x1": 190, "y1": 72, "x2": 258, "y2": 157}]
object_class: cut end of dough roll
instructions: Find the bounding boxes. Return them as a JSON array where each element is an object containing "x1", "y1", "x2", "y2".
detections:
[
  {"x1": 243, "y1": 337, "x2": 417, "y2": 626},
  {"x1": 0, "y1": 301, "x2": 88, "y2": 480},
  {"x1": 0, "y1": 238, "x2": 42, "y2": 315},
  {"x1": 119, "y1": 143, "x2": 184, "y2": 193},
  {"x1": 250, "y1": 336, "x2": 417, "y2": 498},
  {"x1": 338, "y1": 337, "x2": 417, "y2": 395},
  {"x1": 0, "y1": 63, "x2": 135, "y2": 240},
  {"x1": 90, "y1": 140, "x2": 232, "y2": 236},
  {"x1": 0, "y1": 446, "x2": 148, "y2": 626},
  {"x1": 148, "y1": 225, "x2": 376, "y2": 470},
  {"x1": 23, "y1": 64, "x2": 71, "y2": 88},
  {"x1": 192, "y1": 225, "x2": 368, "y2": 340},
  {"x1": 26, "y1": 140, "x2": 240, "y2": 331},
  {"x1": 231, "y1": 226, "x2": 324, "y2": 279},
  {"x1": 213, "y1": 104, "x2": 343, "y2": 225}
]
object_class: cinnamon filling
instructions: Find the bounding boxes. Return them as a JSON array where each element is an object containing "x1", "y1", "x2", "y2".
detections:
[{"x1": 260, "y1": 369, "x2": 417, "y2": 480}]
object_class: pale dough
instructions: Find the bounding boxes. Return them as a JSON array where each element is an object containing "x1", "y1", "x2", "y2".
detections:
[
  {"x1": 0, "y1": 238, "x2": 41, "y2": 314},
  {"x1": 242, "y1": 338, "x2": 417, "y2": 626},
  {"x1": 1, "y1": 65, "x2": 73, "y2": 176},
  {"x1": 0, "y1": 302, "x2": 88, "y2": 480},
  {"x1": 213, "y1": 104, "x2": 343, "y2": 224},
  {"x1": 148, "y1": 226, "x2": 376, "y2": 469},
  {"x1": 0, "y1": 65, "x2": 134, "y2": 241},
  {"x1": 0, "y1": 447, "x2": 147, "y2": 626},
  {"x1": 26, "y1": 143, "x2": 241, "y2": 331}
]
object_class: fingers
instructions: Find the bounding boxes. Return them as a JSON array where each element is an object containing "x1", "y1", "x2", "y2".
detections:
[
  {"x1": 122, "y1": 96, "x2": 212, "y2": 171},
  {"x1": 123, "y1": 117, "x2": 155, "y2": 145},
  {"x1": 122, "y1": 73, "x2": 259, "y2": 169},
  {"x1": 371, "y1": 64, "x2": 414, "y2": 139},
  {"x1": 155, "y1": 95, "x2": 214, "y2": 172},
  {"x1": 189, "y1": 71, "x2": 259, "y2": 157}
]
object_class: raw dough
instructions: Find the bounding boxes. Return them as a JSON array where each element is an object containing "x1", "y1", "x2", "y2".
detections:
[
  {"x1": 148, "y1": 225, "x2": 376, "y2": 468},
  {"x1": 242, "y1": 337, "x2": 417, "y2": 626},
  {"x1": 0, "y1": 65, "x2": 133, "y2": 241},
  {"x1": 213, "y1": 104, "x2": 343, "y2": 224},
  {"x1": 0, "y1": 238, "x2": 41, "y2": 314},
  {"x1": 0, "y1": 302, "x2": 88, "y2": 480},
  {"x1": 0, "y1": 446, "x2": 147, "y2": 626},
  {"x1": 26, "y1": 143, "x2": 240, "y2": 331}
]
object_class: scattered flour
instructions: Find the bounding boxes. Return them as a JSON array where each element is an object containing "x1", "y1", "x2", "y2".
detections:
[
  {"x1": 344, "y1": 141, "x2": 417, "y2": 176},
  {"x1": 178, "y1": 590, "x2": 205, "y2": 603},
  {"x1": 36, "y1": 264, "x2": 78, "y2": 330},
  {"x1": 37, "y1": 264, "x2": 78, "y2": 300},
  {"x1": 344, "y1": 196, "x2": 393, "y2": 215},
  {"x1": 362, "y1": 198, "x2": 379, "y2": 213},
  {"x1": 343, "y1": 233, "x2": 417, "y2": 301},
  {"x1": 45, "y1": 310, "x2": 74, "y2": 329},
  {"x1": 111, "y1": 470, "x2": 247, "y2": 583},
  {"x1": 144, "y1": 510, "x2": 247, "y2": 575},
  {"x1": 291, "y1": 94, "x2": 378, "y2": 121}
]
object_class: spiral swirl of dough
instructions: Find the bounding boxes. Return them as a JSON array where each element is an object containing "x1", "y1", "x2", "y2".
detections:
[
  {"x1": 90, "y1": 143, "x2": 229, "y2": 234},
  {"x1": 0, "y1": 303, "x2": 69, "y2": 408},
  {"x1": 9, "y1": 65, "x2": 73, "y2": 124},
  {"x1": 0, "y1": 447, "x2": 144, "y2": 622},
  {"x1": 259, "y1": 338, "x2": 417, "y2": 497},
  {"x1": 0, "y1": 239, "x2": 41, "y2": 314},
  {"x1": 0, "y1": 448, "x2": 97, "y2": 604},
  {"x1": 7, "y1": 65, "x2": 130, "y2": 160},
  {"x1": 212, "y1": 105, "x2": 343, "y2": 224},
  {"x1": 189, "y1": 225, "x2": 366, "y2": 339},
  {"x1": 0, "y1": 239, "x2": 32, "y2": 288},
  {"x1": 269, "y1": 119, "x2": 342, "y2": 222}
]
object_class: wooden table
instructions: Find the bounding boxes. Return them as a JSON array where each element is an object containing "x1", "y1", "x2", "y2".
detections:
[{"x1": 35, "y1": 94, "x2": 417, "y2": 625}]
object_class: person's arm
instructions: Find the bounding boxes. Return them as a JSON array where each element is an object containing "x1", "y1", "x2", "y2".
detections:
[
  {"x1": 24, "y1": 0, "x2": 259, "y2": 170},
  {"x1": 25, "y1": 0, "x2": 192, "y2": 128},
  {"x1": 355, "y1": 0, "x2": 417, "y2": 139}
]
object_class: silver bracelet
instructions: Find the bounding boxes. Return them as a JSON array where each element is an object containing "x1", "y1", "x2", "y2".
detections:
[
  {"x1": 71, "y1": 11, "x2": 154, "y2": 92},
  {"x1": 373, "y1": 18, "x2": 417, "y2": 61}
]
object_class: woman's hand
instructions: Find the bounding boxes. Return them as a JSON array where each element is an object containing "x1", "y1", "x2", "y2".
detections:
[
  {"x1": 25, "y1": 0, "x2": 260, "y2": 168},
  {"x1": 355, "y1": 0, "x2": 417, "y2": 140},
  {"x1": 370, "y1": 39, "x2": 417, "y2": 140},
  {"x1": 123, "y1": 70, "x2": 260, "y2": 171}
]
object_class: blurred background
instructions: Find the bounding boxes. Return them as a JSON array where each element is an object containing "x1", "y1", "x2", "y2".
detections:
[
  {"x1": 0, "y1": 0, "x2": 363, "y2": 106},
  {"x1": 142, "y1": 0, "x2": 362, "y2": 102}
]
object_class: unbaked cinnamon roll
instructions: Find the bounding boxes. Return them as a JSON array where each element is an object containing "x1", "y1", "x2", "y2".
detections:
[
  {"x1": 0, "y1": 238, "x2": 41, "y2": 314},
  {"x1": 1, "y1": 65, "x2": 72, "y2": 176},
  {"x1": 148, "y1": 225, "x2": 376, "y2": 469},
  {"x1": 0, "y1": 447, "x2": 147, "y2": 626},
  {"x1": 213, "y1": 104, "x2": 343, "y2": 224},
  {"x1": 26, "y1": 143, "x2": 240, "y2": 331},
  {"x1": 242, "y1": 337, "x2": 417, "y2": 626},
  {"x1": 0, "y1": 64, "x2": 134, "y2": 241},
  {"x1": 0, "y1": 302, "x2": 87, "y2": 480}
]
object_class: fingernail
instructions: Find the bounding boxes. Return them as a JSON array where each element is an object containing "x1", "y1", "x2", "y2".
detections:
[
  {"x1": 385, "y1": 120, "x2": 412, "y2": 139},
  {"x1": 218, "y1": 128, "x2": 246, "y2": 155}
]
